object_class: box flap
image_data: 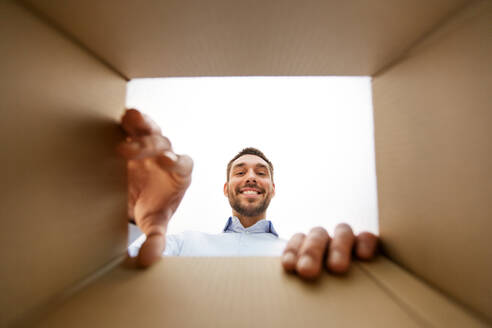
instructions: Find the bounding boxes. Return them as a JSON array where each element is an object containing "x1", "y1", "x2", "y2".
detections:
[
  {"x1": 31, "y1": 257, "x2": 485, "y2": 327},
  {"x1": 23, "y1": 0, "x2": 467, "y2": 78},
  {"x1": 0, "y1": 1, "x2": 127, "y2": 326},
  {"x1": 372, "y1": 0, "x2": 492, "y2": 322}
]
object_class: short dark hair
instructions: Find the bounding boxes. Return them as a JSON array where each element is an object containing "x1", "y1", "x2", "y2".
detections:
[{"x1": 226, "y1": 147, "x2": 274, "y2": 182}]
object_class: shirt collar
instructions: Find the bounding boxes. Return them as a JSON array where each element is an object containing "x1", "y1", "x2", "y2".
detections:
[{"x1": 222, "y1": 216, "x2": 279, "y2": 237}]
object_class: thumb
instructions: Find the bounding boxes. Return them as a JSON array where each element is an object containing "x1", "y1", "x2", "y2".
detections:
[{"x1": 137, "y1": 232, "x2": 167, "y2": 268}]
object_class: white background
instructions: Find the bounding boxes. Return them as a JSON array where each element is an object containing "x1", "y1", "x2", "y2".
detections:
[{"x1": 126, "y1": 76, "x2": 378, "y2": 239}]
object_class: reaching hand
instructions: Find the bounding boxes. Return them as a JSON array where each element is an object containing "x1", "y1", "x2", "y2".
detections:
[
  {"x1": 117, "y1": 109, "x2": 193, "y2": 267},
  {"x1": 281, "y1": 224, "x2": 378, "y2": 279}
]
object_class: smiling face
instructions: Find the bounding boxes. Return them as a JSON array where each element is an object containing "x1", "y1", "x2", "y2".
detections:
[{"x1": 224, "y1": 154, "x2": 276, "y2": 221}]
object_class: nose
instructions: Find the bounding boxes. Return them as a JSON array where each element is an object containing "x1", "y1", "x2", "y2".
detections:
[{"x1": 245, "y1": 169, "x2": 257, "y2": 183}]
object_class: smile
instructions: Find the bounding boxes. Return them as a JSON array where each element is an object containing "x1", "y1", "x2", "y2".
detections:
[
  {"x1": 239, "y1": 187, "x2": 262, "y2": 195},
  {"x1": 241, "y1": 190, "x2": 260, "y2": 195}
]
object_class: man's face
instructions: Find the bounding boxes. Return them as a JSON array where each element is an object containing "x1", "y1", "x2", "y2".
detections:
[{"x1": 224, "y1": 154, "x2": 275, "y2": 219}]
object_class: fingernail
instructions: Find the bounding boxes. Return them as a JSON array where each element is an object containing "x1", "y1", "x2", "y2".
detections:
[
  {"x1": 331, "y1": 251, "x2": 343, "y2": 265},
  {"x1": 164, "y1": 151, "x2": 178, "y2": 162},
  {"x1": 282, "y1": 252, "x2": 296, "y2": 265},
  {"x1": 298, "y1": 256, "x2": 314, "y2": 270}
]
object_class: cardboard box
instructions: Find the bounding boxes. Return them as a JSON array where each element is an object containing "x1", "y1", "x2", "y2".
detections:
[{"x1": 1, "y1": 0, "x2": 490, "y2": 326}]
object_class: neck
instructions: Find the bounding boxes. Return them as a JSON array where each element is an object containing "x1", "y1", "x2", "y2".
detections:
[{"x1": 233, "y1": 211, "x2": 266, "y2": 228}]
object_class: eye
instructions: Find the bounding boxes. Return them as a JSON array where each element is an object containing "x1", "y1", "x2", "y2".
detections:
[
  {"x1": 236, "y1": 171, "x2": 245, "y2": 176},
  {"x1": 257, "y1": 172, "x2": 266, "y2": 176}
]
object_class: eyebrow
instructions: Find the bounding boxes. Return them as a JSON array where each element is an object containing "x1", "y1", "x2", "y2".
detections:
[
  {"x1": 232, "y1": 163, "x2": 269, "y2": 171},
  {"x1": 232, "y1": 163, "x2": 246, "y2": 169},
  {"x1": 255, "y1": 163, "x2": 268, "y2": 170}
]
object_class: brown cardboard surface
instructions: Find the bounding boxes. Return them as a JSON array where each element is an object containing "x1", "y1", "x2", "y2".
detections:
[
  {"x1": 372, "y1": 0, "x2": 492, "y2": 322},
  {"x1": 359, "y1": 258, "x2": 488, "y2": 327},
  {"x1": 24, "y1": 0, "x2": 467, "y2": 78},
  {"x1": 0, "y1": 1, "x2": 127, "y2": 326},
  {"x1": 3, "y1": 0, "x2": 492, "y2": 326},
  {"x1": 33, "y1": 257, "x2": 422, "y2": 328}
]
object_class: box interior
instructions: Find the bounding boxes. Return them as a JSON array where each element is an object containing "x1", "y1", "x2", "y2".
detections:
[{"x1": 1, "y1": 0, "x2": 490, "y2": 326}]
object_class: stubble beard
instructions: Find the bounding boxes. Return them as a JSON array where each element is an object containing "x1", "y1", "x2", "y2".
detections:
[{"x1": 228, "y1": 188, "x2": 272, "y2": 218}]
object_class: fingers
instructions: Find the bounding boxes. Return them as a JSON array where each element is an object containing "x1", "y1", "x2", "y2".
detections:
[
  {"x1": 118, "y1": 108, "x2": 193, "y2": 179},
  {"x1": 117, "y1": 134, "x2": 172, "y2": 160},
  {"x1": 282, "y1": 233, "x2": 306, "y2": 272},
  {"x1": 282, "y1": 224, "x2": 379, "y2": 279},
  {"x1": 121, "y1": 108, "x2": 162, "y2": 137},
  {"x1": 116, "y1": 131, "x2": 193, "y2": 180},
  {"x1": 282, "y1": 227, "x2": 330, "y2": 280},
  {"x1": 326, "y1": 223, "x2": 355, "y2": 274},
  {"x1": 297, "y1": 227, "x2": 330, "y2": 279},
  {"x1": 157, "y1": 153, "x2": 194, "y2": 178},
  {"x1": 355, "y1": 232, "x2": 378, "y2": 260}
]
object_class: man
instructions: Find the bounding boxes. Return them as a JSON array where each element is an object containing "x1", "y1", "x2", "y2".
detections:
[{"x1": 118, "y1": 109, "x2": 378, "y2": 279}]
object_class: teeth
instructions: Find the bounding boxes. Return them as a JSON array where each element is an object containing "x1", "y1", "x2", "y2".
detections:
[{"x1": 243, "y1": 190, "x2": 259, "y2": 195}]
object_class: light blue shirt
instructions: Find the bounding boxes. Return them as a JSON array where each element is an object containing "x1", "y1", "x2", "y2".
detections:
[{"x1": 128, "y1": 216, "x2": 287, "y2": 257}]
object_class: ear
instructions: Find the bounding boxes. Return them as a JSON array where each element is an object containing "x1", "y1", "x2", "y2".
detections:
[
  {"x1": 223, "y1": 182, "x2": 229, "y2": 197},
  {"x1": 272, "y1": 183, "x2": 276, "y2": 197}
]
